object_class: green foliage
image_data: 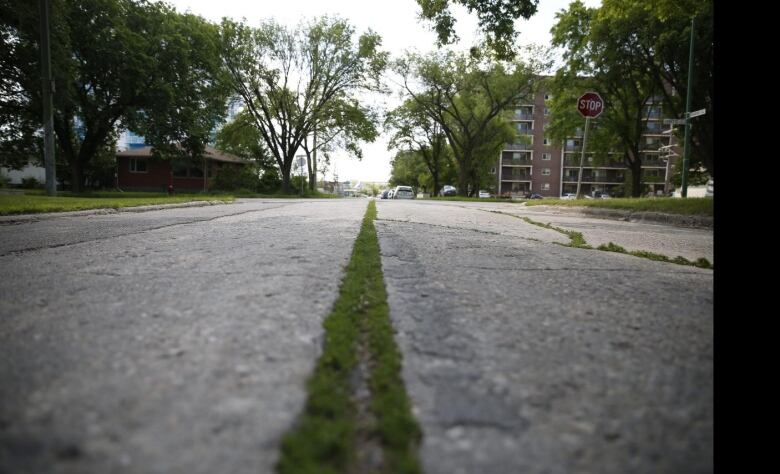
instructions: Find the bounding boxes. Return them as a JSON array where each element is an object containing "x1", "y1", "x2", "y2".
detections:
[
  {"x1": 395, "y1": 47, "x2": 547, "y2": 196},
  {"x1": 416, "y1": 0, "x2": 539, "y2": 59},
  {"x1": 19, "y1": 176, "x2": 41, "y2": 189},
  {"x1": 525, "y1": 196, "x2": 713, "y2": 216},
  {"x1": 0, "y1": 171, "x2": 9, "y2": 188},
  {"x1": 219, "y1": 16, "x2": 387, "y2": 192},
  {"x1": 1, "y1": 0, "x2": 230, "y2": 191},
  {"x1": 211, "y1": 165, "x2": 259, "y2": 192}
]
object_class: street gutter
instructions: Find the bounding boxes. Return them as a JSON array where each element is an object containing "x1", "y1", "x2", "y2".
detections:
[{"x1": 0, "y1": 200, "x2": 232, "y2": 224}]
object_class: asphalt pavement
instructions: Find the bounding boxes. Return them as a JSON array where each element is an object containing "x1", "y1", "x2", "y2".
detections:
[
  {"x1": 375, "y1": 199, "x2": 713, "y2": 474},
  {"x1": 1, "y1": 198, "x2": 714, "y2": 474},
  {"x1": 0, "y1": 199, "x2": 367, "y2": 474}
]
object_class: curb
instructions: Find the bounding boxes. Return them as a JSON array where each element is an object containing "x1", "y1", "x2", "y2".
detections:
[
  {"x1": 528, "y1": 205, "x2": 713, "y2": 229},
  {"x1": 0, "y1": 200, "x2": 231, "y2": 224}
]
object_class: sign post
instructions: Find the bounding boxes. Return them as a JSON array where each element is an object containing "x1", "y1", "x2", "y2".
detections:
[{"x1": 575, "y1": 92, "x2": 604, "y2": 198}]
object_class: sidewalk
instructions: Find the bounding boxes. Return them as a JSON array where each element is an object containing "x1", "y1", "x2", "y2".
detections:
[{"x1": 0, "y1": 200, "x2": 231, "y2": 224}]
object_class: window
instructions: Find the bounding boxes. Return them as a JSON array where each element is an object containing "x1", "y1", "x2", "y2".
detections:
[
  {"x1": 512, "y1": 152, "x2": 521, "y2": 160},
  {"x1": 543, "y1": 137, "x2": 551, "y2": 146},
  {"x1": 544, "y1": 93, "x2": 553, "y2": 101},
  {"x1": 544, "y1": 107, "x2": 550, "y2": 116},
  {"x1": 490, "y1": 167, "x2": 496, "y2": 175},
  {"x1": 542, "y1": 153, "x2": 552, "y2": 161},
  {"x1": 129, "y1": 158, "x2": 147, "y2": 173},
  {"x1": 541, "y1": 168, "x2": 551, "y2": 176},
  {"x1": 542, "y1": 183, "x2": 550, "y2": 191}
]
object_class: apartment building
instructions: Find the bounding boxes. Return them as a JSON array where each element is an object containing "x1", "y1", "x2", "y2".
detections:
[{"x1": 498, "y1": 89, "x2": 678, "y2": 198}]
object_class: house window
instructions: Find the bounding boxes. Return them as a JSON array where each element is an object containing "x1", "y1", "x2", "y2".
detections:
[
  {"x1": 542, "y1": 183, "x2": 550, "y2": 190},
  {"x1": 129, "y1": 158, "x2": 147, "y2": 173},
  {"x1": 542, "y1": 153, "x2": 552, "y2": 161},
  {"x1": 541, "y1": 168, "x2": 551, "y2": 176}
]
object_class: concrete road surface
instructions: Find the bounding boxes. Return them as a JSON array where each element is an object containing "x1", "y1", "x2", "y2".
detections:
[
  {"x1": 376, "y1": 199, "x2": 713, "y2": 474},
  {"x1": 1, "y1": 198, "x2": 713, "y2": 474},
  {"x1": 0, "y1": 199, "x2": 367, "y2": 474}
]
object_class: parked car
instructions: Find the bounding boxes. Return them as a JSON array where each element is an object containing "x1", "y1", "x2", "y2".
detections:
[
  {"x1": 440, "y1": 185, "x2": 457, "y2": 196},
  {"x1": 392, "y1": 185, "x2": 415, "y2": 199},
  {"x1": 380, "y1": 189, "x2": 390, "y2": 199},
  {"x1": 526, "y1": 193, "x2": 544, "y2": 199},
  {"x1": 478, "y1": 190, "x2": 491, "y2": 198},
  {"x1": 387, "y1": 189, "x2": 395, "y2": 199},
  {"x1": 561, "y1": 193, "x2": 577, "y2": 200}
]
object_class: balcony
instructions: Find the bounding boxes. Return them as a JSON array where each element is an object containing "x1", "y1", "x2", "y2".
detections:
[
  {"x1": 562, "y1": 174, "x2": 624, "y2": 183},
  {"x1": 642, "y1": 159, "x2": 666, "y2": 167},
  {"x1": 564, "y1": 144, "x2": 582, "y2": 152},
  {"x1": 502, "y1": 158, "x2": 532, "y2": 166},
  {"x1": 513, "y1": 112, "x2": 534, "y2": 121},
  {"x1": 502, "y1": 173, "x2": 532, "y2": 181},
  {"x1": 505, "y1": 142, "x2": 533, "y2": 151}
]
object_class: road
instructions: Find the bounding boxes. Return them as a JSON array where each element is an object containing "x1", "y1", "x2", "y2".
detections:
[
  {"x1": 1, "y1": 198, "x2": 713, "y2": 473},
  {"x1": 0, "y1": 199, "x2": 367, "y2": 474},
  {"x1": 375, "y1": 199, "x2": 713, "y2": 474}
]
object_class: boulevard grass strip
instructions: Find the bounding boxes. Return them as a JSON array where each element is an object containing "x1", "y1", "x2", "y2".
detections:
[
  {"x1": 0, "y1": 193, "x2": 233, "y2": 215},
  {"x1": 520, "y1": 215, "x2": 712, "y2": 269},
  {"x1": 525, "y1": 197, "x2": 713, "y2": 216},
  {"x1": 277, "y1": 200, "x2": 422, "y2": 474}
]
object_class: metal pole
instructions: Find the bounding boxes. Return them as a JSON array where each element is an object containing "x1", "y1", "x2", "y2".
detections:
[
  {"x1": 39, "y1": 0, "x2": 56, "y2": 195},
  {"x1": 575, "y1": 117, "x2": 591, "y2": 198},
  {"x1": 681, "y1": 17, "x2": 695, "y2": 198}
]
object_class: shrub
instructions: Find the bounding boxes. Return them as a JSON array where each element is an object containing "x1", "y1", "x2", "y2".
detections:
[
  {"x1": 212, "y1": 165, "x2": 260, "y2": 191},
  {"x1": 20, "y1": 177, "x2": 42, "y2": 189}
]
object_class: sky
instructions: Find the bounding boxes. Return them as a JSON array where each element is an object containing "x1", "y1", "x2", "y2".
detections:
[{"x1": 164, "y1": 0, "x2": 601, "y2": 184}]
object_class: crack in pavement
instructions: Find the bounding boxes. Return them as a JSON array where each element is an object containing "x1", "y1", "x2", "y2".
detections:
[{"x1": 0, "y1": 204, "x2": 298, "y2": 257}]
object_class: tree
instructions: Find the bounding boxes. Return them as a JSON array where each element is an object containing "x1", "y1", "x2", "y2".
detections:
[
  {"x1": 1, "y1": 0, "x2": 230, "y2": 191},
  {"x1": 388, "y1": 150, "x2": 428, "y2": 191},
  {"x1": 549, "y1": 0, "x2": 666, "y2": 197},
  {"x1": 128, "y1": 10, "x2": 232, "y2": 168},
  {"x1": 219, "y1": 16, "x2": 387, "y2": 193},
  {"x1": 395, "y1": 49, "x2": 542, "y2": 196},
  {"x1": 599, "y1": 0, "x2": 713, "y2": 176},
  {"x1": 300, "y1": 97, "x2": 379, "y2": 191},
  {"x1": 416, "y1": 0, "x2": 539, "y2": 59},
  {"x1": 385, "y1": 99, "x2": 452, "y2": 197}
]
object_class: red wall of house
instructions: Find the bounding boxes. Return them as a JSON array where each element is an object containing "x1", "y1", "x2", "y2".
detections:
[{"x1": 117, "y1": 157, "x2": 212, "y2": 190}]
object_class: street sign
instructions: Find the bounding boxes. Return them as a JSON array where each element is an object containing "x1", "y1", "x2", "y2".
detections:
[
  {"x1": 663, "y1": 118, "x2": 686, "y2": 125},
  {"x1": 688, "y1": 108, "x2": 706, "y2": 118},
  {"x1": 577, "y1": 92, "x2": 604, "y2": 118}
]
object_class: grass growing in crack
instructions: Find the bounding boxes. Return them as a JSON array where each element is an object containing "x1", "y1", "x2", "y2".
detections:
[
  {"x1": 520, "y1": 216, "x2": 713, "y2": 269},
  {"x1": 597, "y1": 242, "x2": 713, "y2": 269},
  {"x1": 276, "y1": 200, "x2": 422, "y2": 474},
  {"x1": 520, "y1": 216, "x2": 592, "y2": 249}
]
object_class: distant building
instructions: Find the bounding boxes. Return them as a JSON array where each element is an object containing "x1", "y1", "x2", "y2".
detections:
[
  {"x1": 498, "y1": 81, "x2": 680, "y2": 198},
  {"x1": 116, "y1": 145, "x2": 247, "y2": 192}
]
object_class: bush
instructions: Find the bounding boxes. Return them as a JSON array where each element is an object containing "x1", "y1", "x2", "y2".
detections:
[
  {"x1": 20, "y1": 177, "x2": 42, "y2": 189},
  {"x1": 0, "y1": 172, "x2": 9, "y2": 188},
  {"x1": 212, "y1": 165, "x2": 260, "y2": 191}
]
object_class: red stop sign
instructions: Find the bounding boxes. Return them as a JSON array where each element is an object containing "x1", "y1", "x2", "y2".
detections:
[{"x1": 577, "y1": 92, "x2": 604, "y2": 118}]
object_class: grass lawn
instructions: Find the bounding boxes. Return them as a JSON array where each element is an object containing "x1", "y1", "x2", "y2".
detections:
[
  {"x1": 425, "y1": 196, "x2": 510, "y2": 203},
  {"x1": 0, "y1": 191, "x2": 234, "y2": 215},
  {"x1": 525, "y1": 197, "x2": 713, "y2": 216}
]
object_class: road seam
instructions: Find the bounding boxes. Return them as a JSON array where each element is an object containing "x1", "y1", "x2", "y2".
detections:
[{"x1": 277, "y1": 201, "x2": 422, "y2": 474}]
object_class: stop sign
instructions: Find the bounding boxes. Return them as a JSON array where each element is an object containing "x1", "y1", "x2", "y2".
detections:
[{"x1": 577, "y1": 92, "x2": 604, "y2": 118}]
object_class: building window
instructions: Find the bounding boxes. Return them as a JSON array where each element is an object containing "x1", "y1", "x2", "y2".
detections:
[
  {"x1": 490, "y1": 167, "x2": 496, "y2": 175},
  {"x1": 543, "y1": 137, "x2": 551, "y2": 145},
  {"x1": 544, "y1": 93, "x2": 553, "y2": 101},
  {"x1": 541, "y1": 168, "x2": 551, "y2": 176},
  {"x1": 512, "y1": 152, "x2": 521, "y2": 160},
  {"x1": 542, "y1": 153, "x2": 552, "y2": 161},
  {"x1": 129, "y1": 158, "x2": 147, "y2": 173},
  {"x1": 542, "y1": 183, "x2": 550, "y2": 191},
  {"x1": 544, "y1": 107, "x2": 550, "y2": 116}
]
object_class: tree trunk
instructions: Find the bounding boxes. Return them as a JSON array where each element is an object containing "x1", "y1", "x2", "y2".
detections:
[
  {"x1": 630, "y1": 159, "x2": 642, "y2": 198},
  {"x1": 70, "y1": 158, "x2": 83, "y2": 193}
]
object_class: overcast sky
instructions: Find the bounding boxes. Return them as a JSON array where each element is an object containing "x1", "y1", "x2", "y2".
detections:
[{"x1": 165, "y1": 0, "x2": 601, "y2": 184}]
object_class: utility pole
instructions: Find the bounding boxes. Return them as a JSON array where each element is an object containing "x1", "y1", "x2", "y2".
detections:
[
  {"x1": 39, "y1": 0, "x2": 56, "y2": 195},
  {"x1": 575, "y1": 117, "x2": 591, "y2": 199},
  {"x1": 680, "y1": 17, "x2": 695, "y2": 198}
]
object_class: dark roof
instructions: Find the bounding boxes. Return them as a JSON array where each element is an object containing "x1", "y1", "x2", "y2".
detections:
[{"x1": 117, "y1": 145, "x2": 246, "y2": 164}]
